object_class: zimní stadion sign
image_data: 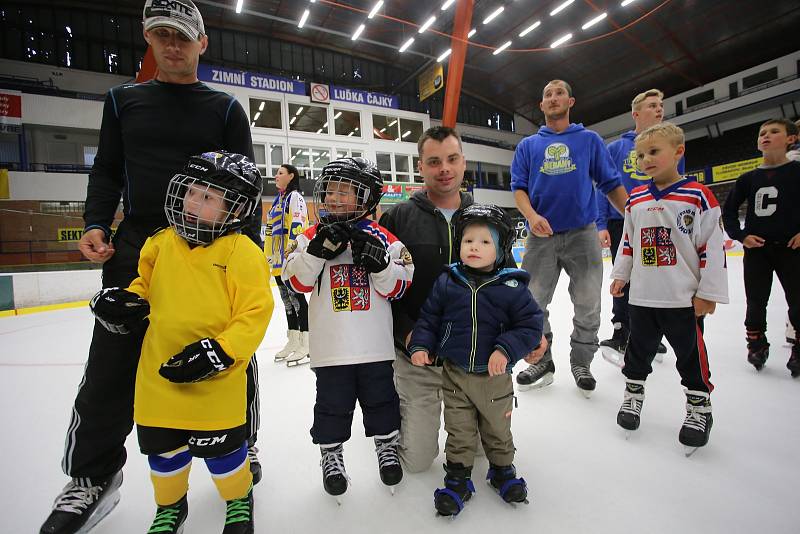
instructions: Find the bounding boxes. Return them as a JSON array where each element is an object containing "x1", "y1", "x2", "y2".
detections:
[{"x1": 198, "y1": 64, "x2": 398, "y2": 109}]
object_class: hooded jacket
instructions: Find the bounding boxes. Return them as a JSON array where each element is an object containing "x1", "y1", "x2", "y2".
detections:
[
  {"x1": 510, "y1": 123, "x2": 621, "y2": 233},
  {"x1": 409, "y1": 265, "x2": 543, "y2": 374}
]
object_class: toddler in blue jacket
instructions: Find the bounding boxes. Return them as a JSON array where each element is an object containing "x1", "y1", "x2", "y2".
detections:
[{"x1": 409, "y1": 204, "x2": 546, "y2": 517}]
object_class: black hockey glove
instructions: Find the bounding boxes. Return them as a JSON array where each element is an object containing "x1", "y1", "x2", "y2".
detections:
[
  {"x1": 350, "y1": 229, "x2": 390, "y2": 273},
  {"x1": 306, "y1": 222, "x2": 352, "y2": 260},
  {"x1": 89, "y1": 287, "x2": 150, "y2": 334},
  {"x1": 159, "y1": 338, "x2": 235, "y2": 383}
]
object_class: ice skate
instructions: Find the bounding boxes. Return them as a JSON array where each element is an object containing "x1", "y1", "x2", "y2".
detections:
[
  {"x1": 222, "y1": 488, "x2": 254, "y2": 534},
  {"x1": 746, "y1": 331, "x2": 769, "y2": 371},
  {"x1": 679, "y1": 390, "x2": 712, "y2": 457},
  {"x1": 516, "y1": 359, "x2": 555, "y2": 391},
  {"x1": 617, "y1": 379, "x2": 645, "y2": 438},
  {"x1": 654, "y1": 342, "x2": 667, "y2": 363},
  {"x1": 320, "y1": 443, "x2": 349, "y2": 504},
  {"x1": 486, "y1": 464, "x2": 528, "y2": 506},
  {"x1": 274, "y1": 330, "x2": 300, "y2": 362},
  {"x1": 434, "y1": 463, "x2": 474, "y2": 518},
  {"x1": 787, "y1": 339, "x2": 800, "y2": 378},
  {"x1": 285, "y1": 331, "x2": 310, "y2": 367},
  {"x1": 374, "y1": 431, "x2": 402, "y2": 494},
  {"x1": 571, "y1": 364, "x2": 596, "y2": 398},
  {"x1": 40, "y1": 471, "x2": 123, "y2": 534},
  {"x1": 599, "y1": 323, "x2": 628, "y2": 368},
  {"x1": 146, "y1": 495, "x2": 187, "y2": 534}
]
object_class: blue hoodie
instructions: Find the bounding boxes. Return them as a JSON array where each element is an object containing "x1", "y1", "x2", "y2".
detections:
[
  {"x1": 511, "y1": 123, "x2": 621, "y2": 233},
  {"x1": 597, "y1": 130, "x2": 686, "y2": 230}
]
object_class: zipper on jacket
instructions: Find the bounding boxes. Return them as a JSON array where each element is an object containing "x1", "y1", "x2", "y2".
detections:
[
  {"x1": 434, "y1": 208, "x2": 454, "y2": 264},
  {"x1": 468, "y1": 277, "x2": 499, "y2": 372}
]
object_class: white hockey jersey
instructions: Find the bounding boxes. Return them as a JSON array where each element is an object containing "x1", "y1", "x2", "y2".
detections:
[
  {"x1": 611, "y1": 179, "x2": 729, "y2": 308},
  {"x1": 282, "y1": 219, "x2": 414, "y2": 368}
]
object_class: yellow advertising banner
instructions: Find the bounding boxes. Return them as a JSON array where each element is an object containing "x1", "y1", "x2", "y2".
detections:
[
  {"x1": 57, "y1": 228, "x2": 85, "y2": 242},
  {"x1": 0, "y1": 168, "x2": 8, "y2": 199},
  {"x1": 418, "y1": 63, "x2": 444, "y2": 102},
  {"x1": 711, "y1": 157, "x2": 762, "y2": 183}
]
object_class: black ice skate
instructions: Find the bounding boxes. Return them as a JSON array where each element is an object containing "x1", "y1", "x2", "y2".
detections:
[
  {"x1": 600, "y1": 323, "x2": 629, "y2": 368},
  {"x1": 617, "y1": 379, "x2": 645, "y2": 437},
  {"x1": 247, "y1": 444, "x2": 261, "y2": 486},
  {"x1": 146, "y1": 495, "x2": 188, "y2": 534},
  {"x1": 516, "y1": 360, "x2": 555, "y2": 391},
  {"x1": 434, "y1": 463, "x2": 475, "y2": 518},
  {"x1": 570, "y1": 364, "x2": 596, "y2": 398},
  {"x1": 486, "y1": 464, "x2": 528, "y2": 506},
  {"x1": 374, "y1": 431, "x2": 403, "y2": 493},
  {"x1": 746, "y1": 331, "x2": 769, "y2": 371},
  {"x1": 40, "y1": 471, "x2": 123, "y2": 534},
  {"x1": 320, "y1": 443, "x2": 349, "y2": 503},
  {"x1": 222, "y1": 488, "x2": 254, "y2": 534},
  {"x1": 679, "y1": 390, "x2": 713, "y2": 457},
  {"x1": 787, "y1": 340, "x2": 800, "y2": 378}
]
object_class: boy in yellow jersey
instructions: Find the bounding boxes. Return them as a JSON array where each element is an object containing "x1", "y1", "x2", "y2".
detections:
[{"x1": 89, "y1": 151, "x2": 273, "y2": 534}]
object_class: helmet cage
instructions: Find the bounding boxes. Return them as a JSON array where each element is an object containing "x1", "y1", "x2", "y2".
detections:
[{"x1": 313, "y1": 157, "x2": 383, "y2": 225}]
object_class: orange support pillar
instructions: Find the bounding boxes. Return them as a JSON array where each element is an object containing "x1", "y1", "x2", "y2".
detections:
[
  {"x1": 441, "y1": 0, "x2": 474, "y2": 128},
  {"x1": 135, "y1": 46, "x2": 159, "y2": 83}
]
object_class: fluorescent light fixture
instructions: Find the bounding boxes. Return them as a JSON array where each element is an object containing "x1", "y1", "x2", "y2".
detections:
[
  {"x1": 550, "y1": 33, "x2": 573, "y2": 47},
  {"x1": 621, "y1": 0, "x2": 638, "y2": 5},
  {"x1": 483, "y1": 7, "x2": 504, "y2": 25},
  {"x1": 334, "y1": 111, "x2": 342, "y2": 119},
  {"x1": 316, "y1": 128, "x2": 323, "y2": 134},
  {"x1": 493, "y1": 40, "x2": 512, "y2": 55},
  {"x1": 419, "y1": 16, "x2": 436, "y2": 34},
  {"x1": 290, "y1": 116, "x2": 297, "y2": 125},
  {"x1": 294, "y1": 106, "x2": 304, "y2": 116},
  {"x1": 253, "y1": 112, "x2": 261, "y2": 121},
  {"x1": 323, "y1": 122, "x2": 328, "y2": 128},
  {"x1": 257, "y1": 102, "x2": 264, "y2": 112},
  {"x1": 355, "y1": 127, "x2": 359, "y2": 131},
  {"x1": 351, "y1": 23, "x2": 365, "y2": 41},
  {"x1": 519, "y1": 20, "x2": 541, "y2": 37},
  {"x1": 441, "y1": 0, "x2": 456, "y2": 10},
  {"x1": 348, "y1": 131, "x2": 355, "y2": 136},
  {"x1": 399, "y1": 37, "x2": 415, "y2": 52},
  {"x1": 402, "y1": 130, "x2": 412, "y2": 138},
  {"x1": 298, "y1": 9, "x2": 310, "y2": 28},
  {"x1": 367, "y1": 1, "x2": 383, "y2": 19},
  {"x1": 380, "y1": 128, "x2": 387, "y2": 133},
  {"x1": 388, "y1": 119, "x2": 398, "y2": 126},
  {"x1": 468, "y1": 28, "x2": 477, "y2": 38},
  {"x1": 582, "y1": 13, "x2": 607, "y2": 29},
  {"x1": 437, "y1": 48, "x2": 452, "y2": 62},
  {"x1": 550, "y1": 0, "x2": 574, "y2": 16},
  {"x1": 235, "y1": 0, "x2": 243, "y2": 14}
]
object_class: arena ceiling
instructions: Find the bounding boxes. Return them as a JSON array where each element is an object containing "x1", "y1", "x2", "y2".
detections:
[{"x1": 38, "y1": 0, "x2": 800, "y2": 126}]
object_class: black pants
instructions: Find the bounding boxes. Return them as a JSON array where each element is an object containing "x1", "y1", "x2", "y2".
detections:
[
  {"x1": 137, "y1": 424, "x2": 248, "y2": 458},
  {"x1": 61, "y1": 221, "x2": 261, "y2": 483},
  {"x1": 274, "y1": 275, "x2": 309, "y2": 331},
  {"x1": 743, "y1": 245, "x2": 800, "y2": 336},
  {"x1": 623, "y1": 305, "x2": 713, "y2": 393},
  {"x1": 310, "y1": 360, "x2": 400, "y2": 445},
  {"x1": 607, "y1": 219, "x2": 629, "y2": 328}
]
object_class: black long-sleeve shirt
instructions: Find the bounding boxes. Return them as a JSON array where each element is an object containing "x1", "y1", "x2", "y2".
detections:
[
  {"x1": 84, "y1": 79, "x2": 262, "y2": 246},
  {"x1": 721, "y1": 161, "x2": 800, "y2": 245}
]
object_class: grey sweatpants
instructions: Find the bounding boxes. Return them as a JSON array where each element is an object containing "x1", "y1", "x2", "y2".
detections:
[{"x1": 521, "y1": 223, "x2": 603, "y2": 366}]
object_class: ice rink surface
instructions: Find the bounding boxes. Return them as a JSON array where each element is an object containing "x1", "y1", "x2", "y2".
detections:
[{"x1": 1, "y1": 256, "x2": 798, "y2": 534}]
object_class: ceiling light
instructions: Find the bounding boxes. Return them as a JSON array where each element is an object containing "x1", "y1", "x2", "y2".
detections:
[
  {"x1": 483, "y1": 7, "x2": 504, "y2": 25},
  {"x1": 334, "y1": 111, "x2": 342, "y2": 119},
  {"x1": 519, "y1": 20, "x2": 541, "y2": 37},
  {"x1": 402, "y1": 130, "x2": 412, "y2": 138},
  {"x1": 258, "y1": 102, "x2": 265, "y2": 112},
  {"x1": 380, "y1": 127, "x2": 387, "y2": 133},
  {"x1": 493, "y1": 40, "x2": 512, "y2": 55},
  {"x1": 399, "y1": 37, "x2": 415, "y2": 52},
  {"x1": 388, "y1": 119, "x2": 397, "y2": 126},
  {"x1": 323, "y1": 122, "x2": 328, "y2": 127},
  {"x1": 441, "y1": 0, "x2": 456, "y2": 10},
  {"x1": 582, "y1": 13, "x2": 607, "y2": 29},
  {"x1": 290, "y1": 116, "x2": 297, "y2": 125},
  {"x1": 235, "y1": 0, "x2": 243, "y2": 14},
  {"x1": 348, "y1": 131, "x2": 355, "y2": 136},
  {"x1": 367, "y1": 1, "x2": 383, "y2": 19},
  {"x1": 550, "y1": 33, "x2": 573, "y2": 47},
  {"x1": 316, "y1": 128, "x2": 323, "y2": 134},
  {"x1": 550, "y1": 0, "x2": 574, "y2": 16},
  {"x1": 419, "y1": 16, "x2": 436, "y2": 34},
  {"x1": 295, "y1": 106, "x2": 304, "y2": 116},
  {"x1": 468, "y1": 28, "x2": 477, "y2": 38},
  {"x1": 298, "y1": 9, "x2": 310, "y2": 28},
  {"x1": 621, "y1": 0, "x2": 638, "y2": 5},
  {"x1": 351, "y1": 24, "x2": 365, "y2": 41},
  {"x1": 437, "y1": 48, "x2": 452, "y2": 62},
  {"x1": 253, "y1": 112, "x2": 261, "y2": 121}
]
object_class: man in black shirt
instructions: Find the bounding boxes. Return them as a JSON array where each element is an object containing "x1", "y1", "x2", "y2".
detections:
[{"x1": 40, "y1": 2, "x2": 263, "y2": 533}]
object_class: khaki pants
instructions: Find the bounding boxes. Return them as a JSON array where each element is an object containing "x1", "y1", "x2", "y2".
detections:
[{"x1": 442, "y1": 360, "x2": 515, "y2": 468}]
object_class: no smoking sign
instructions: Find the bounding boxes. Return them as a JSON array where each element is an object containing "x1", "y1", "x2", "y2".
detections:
[{"x1": 310, "y1": 83, "x2": 330, "y2": 104}]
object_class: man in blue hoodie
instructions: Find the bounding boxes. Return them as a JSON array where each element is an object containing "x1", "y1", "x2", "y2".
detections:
[
  {"x1": 511, "y1": 79, "x2": 627, "y2": 396},
  {"x1": 597, "y1": 89, "x2": 684, "y2": 365}
]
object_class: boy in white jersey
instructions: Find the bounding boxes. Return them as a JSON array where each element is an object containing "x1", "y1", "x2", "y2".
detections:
[{"x1": 610, "y1": 123, "x2": 728, "y2": 455}]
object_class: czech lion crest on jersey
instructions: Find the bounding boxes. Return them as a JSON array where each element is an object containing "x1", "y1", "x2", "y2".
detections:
[
  {"x1": 330, "y1": 264, "x2": 370, "y2": 312},
  {"x1": 676, "y1": 208, "x2": 695, "y2": 235},
  {"x1": 640, "y1": 226, "x2": 677, "y2": 267},
  {"x1": 540, "y1": 143, "x2": 577, "y2": 175}
]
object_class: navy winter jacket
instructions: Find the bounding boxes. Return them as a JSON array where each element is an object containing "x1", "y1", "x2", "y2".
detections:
[{"x1": 409, "y1": 265, "x2": 544, "y2": 374}]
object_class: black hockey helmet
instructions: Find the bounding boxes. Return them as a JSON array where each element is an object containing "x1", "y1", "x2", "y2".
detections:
[
  {"x1": 165, "y1": 150, "x2": 263, "y2": 245},
  {"x1": 313, "y1": 157, "x2": 383, "y2": 225},
  {"x1": 454, "y1": 203, "x2": 515, "y2": 267}
]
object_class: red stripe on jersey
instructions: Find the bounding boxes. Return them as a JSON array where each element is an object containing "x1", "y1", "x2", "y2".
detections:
[
  {"x1": 287, "y1": 275, "x2": 314, "y2": 293},
  {"x1": 681, "y1": 182, "x2": 720, "y2": 209},
  {"x1": 377, "y1": 279, "x2": 406, "y2": 299},
  {"x1": 662, "y1": 193, "x2": 703, "y2": 208},
  {"x1": 629, "y1": 194, "x2": 655, "y2": 208}
]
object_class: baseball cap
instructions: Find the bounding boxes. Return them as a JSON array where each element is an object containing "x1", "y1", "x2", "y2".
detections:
[{"x1": 143, "y1": 0, "x2": 205, "y2": 41}]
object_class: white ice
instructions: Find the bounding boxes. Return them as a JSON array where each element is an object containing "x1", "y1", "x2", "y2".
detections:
[{"x1": 1, "y1": 257, "x2": 798, "y2": 533}]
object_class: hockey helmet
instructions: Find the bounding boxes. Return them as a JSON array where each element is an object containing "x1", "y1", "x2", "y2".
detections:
[
  {"x1": 313, "y1": 157, "x2": 383, "y2": 225},
  {"x1": 454, "y1": 203, "x2": 515, "y2": 268}
]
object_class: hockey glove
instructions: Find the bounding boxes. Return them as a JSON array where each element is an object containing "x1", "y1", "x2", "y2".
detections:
[
  {"x1": 350, "y1": 229, "x2": 390, "y2": 273},
  {"x1": 89, "y1": 287, "x2": 150, "y2": 334},
  {"x1": 306, "y1": 222, "x2": 352, "y2": 260},
  {"x1": 159, "y1": 338, "x2": 235, "y2": 383}
]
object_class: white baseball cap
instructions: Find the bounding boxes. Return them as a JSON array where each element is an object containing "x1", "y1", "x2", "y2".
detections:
[{"x1": 143, "y1": 0, "x2": 205, "y2": 41}]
